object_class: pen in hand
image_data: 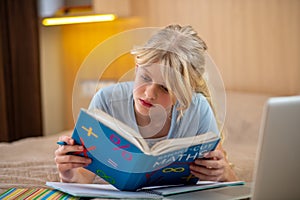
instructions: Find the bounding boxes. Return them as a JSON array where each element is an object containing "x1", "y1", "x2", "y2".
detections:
[
  {"x1": 56, "y1": 140, "x2": 86, "y2": 157},
  {"x1": 57, "y1": 141, "x2": 67, "y2": 145}
]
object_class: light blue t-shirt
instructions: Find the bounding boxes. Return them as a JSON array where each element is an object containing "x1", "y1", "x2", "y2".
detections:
[{"x1": 88, "y1": 82, "x2": 219, "y2": 141}]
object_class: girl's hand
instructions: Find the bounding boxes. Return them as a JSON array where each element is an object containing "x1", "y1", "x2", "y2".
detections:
[
  {"x1": 54, "y1": 135, "x2": 92, "y2": 183},
  {"x1": 189, "y1": 149, "x2": 238, "y2": 182}
]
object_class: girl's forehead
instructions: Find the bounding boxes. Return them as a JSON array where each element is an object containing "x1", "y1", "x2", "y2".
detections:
[{"x1": 137, "y1": 64, "x2": 166, "y2": 84}]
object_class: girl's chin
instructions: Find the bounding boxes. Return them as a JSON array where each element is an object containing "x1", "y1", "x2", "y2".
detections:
[
  {"x1": 135, "y1": 108, "x2": 150, "y2": 117},
  {"x1": 134, "y1": 105, "x2": 150, "y2": 117}
]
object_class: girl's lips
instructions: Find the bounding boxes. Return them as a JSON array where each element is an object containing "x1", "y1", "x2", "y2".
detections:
[{"x1": 139, "y1": 98, "x2": 153, "y2": 108}]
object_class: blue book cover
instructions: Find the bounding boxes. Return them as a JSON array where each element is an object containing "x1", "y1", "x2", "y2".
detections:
[{"x1": 71, "y1": 109, "x2": 220, "y2": 191}]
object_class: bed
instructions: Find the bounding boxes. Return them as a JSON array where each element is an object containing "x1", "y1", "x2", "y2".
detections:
[{"x1": 0, "y1": 91, "x2": 272, "y2": 194}]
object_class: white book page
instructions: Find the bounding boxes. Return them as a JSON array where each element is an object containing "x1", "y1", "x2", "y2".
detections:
[
  {"x1": 142, "y1": 181, "x2": 245, "y2": 196},
  {"x1": 46, "y1": 182, "x2": 161, "y2": 198}
]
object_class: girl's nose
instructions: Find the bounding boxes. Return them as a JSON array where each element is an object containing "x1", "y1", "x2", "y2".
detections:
[{"x1": 145, "y1": 83, "x2": 158, "y2": 99}]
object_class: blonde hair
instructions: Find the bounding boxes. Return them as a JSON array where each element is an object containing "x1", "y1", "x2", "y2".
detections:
[
  {"x1": 131, "y1": 24, "x2": 227, "y2": 146},
  {"x1": 131, "y1": 24, "x2": 212, "y2": 118}
]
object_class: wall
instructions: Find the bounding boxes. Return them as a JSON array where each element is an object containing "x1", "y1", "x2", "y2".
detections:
[
  {"x1": 39, "y1": 26, "x2": 65, "y2": 135},
  {"x1": 61, "y1": 18, "x2": 143, "y2": 129},
  {"x1": 40, "y1": 18, "x2": 142, "y2": 134},
  {"x1": 40, "y1": 0, "x2": 300, "y2": 134},
  {"x1": 131, "y1": 0, "x2": 300, "y2": 95}
]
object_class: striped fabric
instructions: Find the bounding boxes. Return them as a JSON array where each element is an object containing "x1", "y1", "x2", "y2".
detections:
[{"x1": 0, "y1": 188, "x2": 79, "y2": 200}]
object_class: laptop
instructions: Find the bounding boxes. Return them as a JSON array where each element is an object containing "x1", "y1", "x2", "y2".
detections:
[
  {"x1": 166, "y1": 95, "x2": 300, "y2": 200},
  {"x1": 251, "y1": 95, "x2": 300, "y2": 200}
]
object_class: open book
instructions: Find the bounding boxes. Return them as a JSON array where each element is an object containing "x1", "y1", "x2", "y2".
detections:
[{"x1": 71, "y1": 109, "x2": 220, "y2": 191}]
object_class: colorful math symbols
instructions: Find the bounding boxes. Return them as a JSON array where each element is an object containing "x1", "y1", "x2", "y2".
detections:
[
  {"x1": 145, "y1": 161, "x2": 197, "y2": 186},
  {"x1": 73, "y1": 137, "x2": 96, "y2": 157},
  {"x1": 181, "y1": 173, "x2": 197, "y2": 182},
  {"x1": 110, "y1": 134, "x2": 133, "y2": 161},
  {"x1": 81, "y1": 126, "x2": 98, "y2": 138},
  {"x1": 96, "y1": 169, "x2": 115, "y2": 184},
  {"x1": 162, "y1": 167, "x2": 185, "y2": 173}
]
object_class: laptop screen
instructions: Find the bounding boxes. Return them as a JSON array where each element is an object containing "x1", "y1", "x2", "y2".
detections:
[{"x1": 252, "y1": 95, "x2": 300, "y2": 200}]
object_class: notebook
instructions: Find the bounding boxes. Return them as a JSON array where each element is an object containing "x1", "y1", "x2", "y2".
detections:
[{"x1": 45, "y1": 181, "x2": 244, "y2": 198}]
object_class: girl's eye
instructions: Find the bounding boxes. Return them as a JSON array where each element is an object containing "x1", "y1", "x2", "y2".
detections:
[
  {"x1": 141, "y1": 75, "x2": 151, "y2": 82},
  {"x1": 160, "y1": 85, "x2": 169, "y2": 93}
]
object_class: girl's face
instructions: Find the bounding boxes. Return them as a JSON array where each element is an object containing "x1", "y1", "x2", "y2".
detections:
[{"x1": 133, "y1": 64, "x2": 175, "y2": 118}]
